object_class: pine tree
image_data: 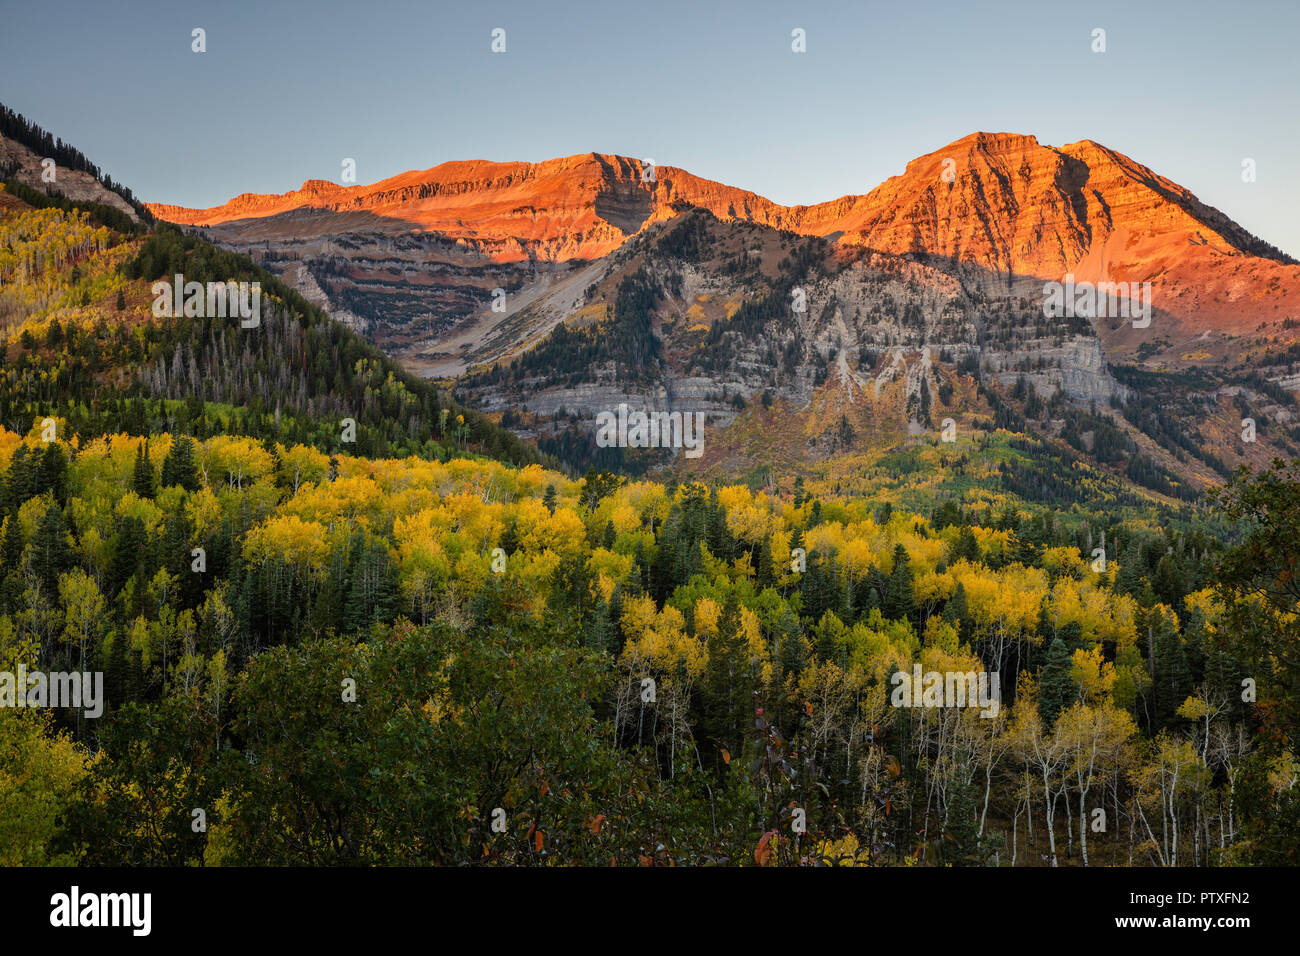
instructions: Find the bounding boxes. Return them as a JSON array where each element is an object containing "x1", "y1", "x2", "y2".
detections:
[
  {"x1": 1117, "y1": 540, "x2": 1144, "y2": 596},
  {"x1": 802, "y1": 554, "x2": 833, "y2": 622},
  {"x1": 1153, "y1": 615, "x2": 1192, "y2": 727},
  {"x1": 31, "y1": 500, "x2": 74, "y2": 600},
  {"x1": 343, "y1": 539, "x2": 399, "y2": 633},
  {"x1": 1038, "y1": 637, "x2": 1074, "y2": 728},
  {"x1": 132, "y1": 441, "x2": 156, "y2": 499},
  {"x1": 884, "y1": 544, "x2": 914, "y2": 622},
  {"x1": 700, "y1": 593, "x2": 754, "y2": 771},
  {"x1": 1, "y1": 445, "x2": 35, "y2": 511},
  {"x1": 107, "y1": 515, "x2": 147, "y2": 600},
  {"x1": 499, "y1": 520, "x2": 519, "y2": 556},
  {"x1": 1, "y1": 510, "x2": 21, "y2": 571},
  {"x1": 943, "y1": 580, "x2": 970, "y2": 641},
  {"x1": 940, "y1": 745, "x2": 987, "y2": 866},
  {"x1": 38, "y1": 442, "x2": 69, "y2": 503}
]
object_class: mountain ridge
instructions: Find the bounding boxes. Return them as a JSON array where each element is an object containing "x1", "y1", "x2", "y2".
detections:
[
  {"x1": 144, "y1": 132, "x2": 1300, "y2": 338},
  {"x1": 145, "y1": 132, "x2": 1298, "y2": 265},
  {"x1": 128, "y1": 130, "x2": 1300, "y2": 493}
]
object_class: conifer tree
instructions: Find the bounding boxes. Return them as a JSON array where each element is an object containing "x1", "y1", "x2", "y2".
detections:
[
  {"x1": 32, "y1": 500, "x2": 74, "y2": 600},
  {"x1": 884, "y1": 544, "x2": 914, "y2": 622},
  {"x1": 1038, "y1": 637, "x2": 1074, "y2": 728},
  {"x1": 132, "y1": 442, "x2": 156, "y2": 499},
  {"x1": 1153, "y1": 615, "x2": 1192, "y2": 727}
]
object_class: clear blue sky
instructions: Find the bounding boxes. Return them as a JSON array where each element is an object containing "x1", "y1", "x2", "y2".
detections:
[{"x1": 3, "y1": 0, "x2": 1297, "y2": 256}]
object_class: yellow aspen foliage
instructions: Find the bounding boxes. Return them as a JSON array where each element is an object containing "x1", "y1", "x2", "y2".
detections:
[
  {"x1": 200, "y1": 435, "x2": 274, "y2": 490},
  {"x1": 283, "y1": 474, "x2": 383, "y2": 528},
  {"x1": 803, "y1": 522, "x2": 845, "y2": 562},
  {"x1": 732, "y1": 550, "x2": 755, "y2": 580},
  {"x1": 1099, "y1": 590, "x2": 1140, "y2": 650},
  {"x1": 621, "y1": 481, "x2": 670, "y2": 527},
  {"x1": 923, "y1": 616, "x2": 960, "y2": 654},
  {"x1": 621, "y1": 594, "x2": 659, "y2": 643},
  {"x1": 846, "y1": 622, "x2": 907, "y2": 681},
  {"x1": 623, "y1": 602, "x2": 707, "y2": 679},
  {"x1": 699, "y1": 544, "x2": 733, "y2": 582},
  {"x1": 592, "y1": 570, "x2": 618, "y2": 604},
  {"x1": 897, "y1": 533, "x2": 945, "y2": 571},
  {"x1": 454, "y1": 550, "x2": 490, "y2": 592},
  {"x1": 393, "y1": 508, "x2": 452, "y2": 555},
  {"x1": 441, "y1": 492, "x2": 504, "y2": 550},
  {"x1": 185, "y1": 485, "x2": 223, "y2": 539},
  {"x1": 839, "y1": 537, "x2": 875, "y2": 579},
  {"x1": 913, "y1": 566, "x2": 955, "y2": 606},
  {"x1": 1182, "y1": 588, "x2": 1223, "y2": 621},
  {"x1": 277, "y1": 443, "x2": 331, "y2": 490},
  {"x1": 0, "y1": 427, "x2": 22, "y2": 468},
  {"x1": 739, "y1": 606, "x2": 766, "y2": 664},
  {"x1": 586, "y1": 548, "x2": 634, "y2": 594},
  {"x1": 770, "y1": 529, "x2": 797, "y2": 585},
  {"x1": 517, "y1": 550, "x2": 561, "y2": 602},
  {"x1": 609, "y1": 503, "x2": 641, "y2": 536},
  {"x1": 0, "y1": 709, "x2": 91, "y2": 865},
  {"x1": 1070, "y1": 646, "x2": 1117, "y2": 701},
  {"x1": 1266, "y1": 753, "x2": 1300, "y2": 794},
  {"x1": 242, "y1": 515, "x2": 332, "y2": 571},
  {"x1": 512, "y1": 463, "x2": 555, "y2": 498},
  {"x1": 540, "y1": 507, "x2": 588, "y2": 560},
  {"x1": 694, "y1": 597, "x2": 722, "y2": 638},
  {"x1": 114, "y1": 491, "x2": 163, "y2": 535},
  {"x1": 1041, "y1": 545, "x2": 1088, "y2": 578}
]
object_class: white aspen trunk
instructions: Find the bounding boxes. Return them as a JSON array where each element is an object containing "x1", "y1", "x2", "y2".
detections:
[{"x1": 1079, "y1": 786, "x2": 1090, "y2": 866}]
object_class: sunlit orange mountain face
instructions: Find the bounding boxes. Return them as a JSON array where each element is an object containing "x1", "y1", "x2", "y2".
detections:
[{"x1": 143, "y1": 132, "x2": 1300, "y2": 493}]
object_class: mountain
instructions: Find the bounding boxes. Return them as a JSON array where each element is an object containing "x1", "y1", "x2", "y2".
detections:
[
  {"x1": 144, "y1": 134, "x2": 1300, "y2": 495},
  {"x1": 145, "y1": 133, "x2": 1300, "y2": 328}
]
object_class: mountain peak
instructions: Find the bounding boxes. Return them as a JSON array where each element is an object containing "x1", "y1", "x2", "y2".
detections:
[{"x1": 143, "y1": 134, "x2": 1298, "y2": 329}]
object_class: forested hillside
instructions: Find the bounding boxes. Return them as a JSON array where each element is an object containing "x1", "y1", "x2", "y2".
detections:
[
  {"x1": 0, "y1": 187, "x2": 550, "y2": 468},
  {"x1": 1, "y1": 408, "x2": 1297, "y2": 863}
]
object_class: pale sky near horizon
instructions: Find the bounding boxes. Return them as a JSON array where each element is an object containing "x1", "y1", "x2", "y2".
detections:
[{"x1": 2, "y1": 0, "x2": 1296, "y2": 256}]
